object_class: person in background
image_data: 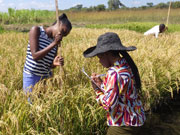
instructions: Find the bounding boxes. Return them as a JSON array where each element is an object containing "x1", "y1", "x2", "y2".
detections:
[
  {"x1": 144, "y1": 24, "x2": 167, "y2": 38},
  {"x1": 23, "y1": 13, "x2": 72, "y2": 102},
  {"x1": 83, "y1": 32, "x2": 146, "y2": 135}
]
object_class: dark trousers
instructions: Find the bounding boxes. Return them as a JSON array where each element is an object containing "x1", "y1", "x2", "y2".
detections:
[{"x1": 107, "y1": 126, "x2": 145, "y2": 135}]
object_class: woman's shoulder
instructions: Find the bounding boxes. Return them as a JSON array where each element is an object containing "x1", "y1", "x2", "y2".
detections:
[
  {"x1": 107, "y1": 67, "x2": 118, "y2": 77},
  {"x1": 110, "y1": 59, "x2": 131, "y2": 75},
  {"x1": 29, "y1": 26, "x2": 41, "y2": 35},
  {"x1": 30, "y1": 26, "x2": 40, "y2": 30}
]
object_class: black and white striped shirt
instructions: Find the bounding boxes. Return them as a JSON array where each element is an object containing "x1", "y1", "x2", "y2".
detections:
[{"x1": 24, "y1": 26, "x2": 57, "y2": 76}]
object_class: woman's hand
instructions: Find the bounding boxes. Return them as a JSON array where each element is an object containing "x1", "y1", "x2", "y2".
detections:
[
  {"x1": 91, "y1": 73, "x2": 103, "y2": 90},
  {"x1": 53, "y1": 56, "x2": 64, "y2": 66},
  {"x1": 53, "y1": 34, "x2": 62, "y2": 46}
]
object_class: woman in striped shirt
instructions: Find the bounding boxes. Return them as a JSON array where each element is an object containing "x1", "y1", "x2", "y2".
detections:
[
  {"x1": 23, "y1": 13, "x2": 72, "y2": 100},
  {"x1": 83, "y1": 32, "x2": 146, "y2": 135}
]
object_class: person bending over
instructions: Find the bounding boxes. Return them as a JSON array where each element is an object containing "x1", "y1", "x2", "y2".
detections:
[
  {"x1": 23, "y1": 13, "x2": 72, "y2": 102},
  {"x1": 144, "y1": 24, "x2": 167, "y2": 38}
]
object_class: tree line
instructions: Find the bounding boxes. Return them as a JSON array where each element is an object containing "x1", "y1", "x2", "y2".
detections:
[{"x1": 68, "y1": 0, "x2": 180, "y2": 11}]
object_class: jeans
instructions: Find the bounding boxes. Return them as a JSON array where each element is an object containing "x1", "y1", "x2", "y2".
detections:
[{"x1": 23, "y1": 71, "x2": 51, "y2": 103}]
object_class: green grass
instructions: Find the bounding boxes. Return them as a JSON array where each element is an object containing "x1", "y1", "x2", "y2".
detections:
[
  {"x1": 0, "y1": 25, "x2": 5, "y2": 33},
  {"x1": 0, "y1": 8, "x2": 55, "y2": 24},
  {"x1": 86, "y1": 22, "x2": 158, "y2": 33}
]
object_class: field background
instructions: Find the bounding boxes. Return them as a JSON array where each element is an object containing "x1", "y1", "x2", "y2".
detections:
[
  {"x1": 1, "y1": 8, "x2": 180, "y2": 32},
  {"x1": 0, "y1": 9, "x2": 180, "y2": 134}
]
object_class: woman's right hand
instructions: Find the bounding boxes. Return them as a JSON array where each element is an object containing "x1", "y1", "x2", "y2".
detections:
[
  {"x1": 91, "y1": 73, "x2": 103, "y2": 90},
  {"x1": 53, "y1": 34, "x2": 62, "y2": 46}
]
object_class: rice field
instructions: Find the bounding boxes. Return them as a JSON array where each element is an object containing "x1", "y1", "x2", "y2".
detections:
[{"x1": 0, "y1": 27, "x2": 180, "y2": 134}]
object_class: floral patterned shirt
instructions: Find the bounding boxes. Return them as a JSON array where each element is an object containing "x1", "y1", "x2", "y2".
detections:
[{"x1": 95, "y1": 58, "x2": 146, "y2": 126}]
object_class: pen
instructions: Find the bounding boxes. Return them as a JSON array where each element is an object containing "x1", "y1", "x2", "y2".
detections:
[
  {"x1": 97, "y1": 74, "x2": 106, "y2": 77},
  {"x1": 81, "y1": 68, "x2": 104, "y2": 90}
]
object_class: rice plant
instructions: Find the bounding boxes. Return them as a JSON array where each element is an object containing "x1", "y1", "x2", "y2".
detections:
[{"x1": 0, "y1": 28, "x2": 180, "y2": 134}]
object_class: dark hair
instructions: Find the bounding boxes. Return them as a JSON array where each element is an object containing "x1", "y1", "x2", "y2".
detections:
[
  {"x1": 159, "y1": 24, "x2": 165, "y2": 33},
  {"x1": 53, "y1": 13, "x2": 72, "y2": 30},
  {"x1": 110, "y1": 50, "x2": 141, "y2": 90}
]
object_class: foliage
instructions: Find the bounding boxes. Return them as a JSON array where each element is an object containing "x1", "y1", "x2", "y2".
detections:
[
  {"x1": 69, "y1": 4, "x2": 106, "y2": 12},
  {"x1": 139, "y1": 6, "x2": 148, "y2": 10},
  {"x1": 1, "y1": 8, "x2": 180, "y2": 25},
  {"x1": 155, "y1": 1, "x2": 180, "y2": 9},
  {"x1": 69, "y1": 4, "x2": 83, "y2": 11},
  {"x1": 0, "y1": 8, "x2": 54, "y2": 24},
  {"x1": 155, "y1": 3, "x2": 169, "y2": 9},
  {"x1": 108, "y1": 0, "x2": 125, "y2": 10},
  {"x1": 94, "y1": 4, "x2": 106, "y2": 11},
  {"x1": 171, "y1": 1, "x2": 180, "y2": 8},
  {"x1": 66, "y1": 1, "x2": 180, "y2": 11},
  {"x1": 147, "y1": 3, "x2": 154, "y2": 7},
  {"x1": 0, "y1": 25, "x2": 4, "y2": 33}
]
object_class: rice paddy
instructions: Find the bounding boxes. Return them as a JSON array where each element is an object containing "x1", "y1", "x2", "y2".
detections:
[
  {"x1": 0, "y1": 27, "x2": 180, "y2": 134},
  {"x1": 0, "y1": 8, "x2": 180, "y2": 134}
]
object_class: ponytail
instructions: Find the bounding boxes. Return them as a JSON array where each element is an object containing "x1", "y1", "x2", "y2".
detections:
[
  {"x1": 59, "y1": 13, "x2": 68, "y2": 20},
  {"x1": 52, "y1": 13, "x2": 72, "y2": 30},
  {"x1": 120, "y1": 51, "x2": 141, "y2": 90}
]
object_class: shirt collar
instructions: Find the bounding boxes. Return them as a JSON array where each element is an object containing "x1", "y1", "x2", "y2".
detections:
[
  {"x1": 112, "y1": 57, "x2": 128, "y2": 68},
  {"x1": 114, "y1": 60, "x2": 120, "y2": 66}
]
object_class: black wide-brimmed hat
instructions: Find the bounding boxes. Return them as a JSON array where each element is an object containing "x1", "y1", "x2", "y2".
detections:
[{"x1": 83, "y1": 32, "x2": 136, "y2": 58}]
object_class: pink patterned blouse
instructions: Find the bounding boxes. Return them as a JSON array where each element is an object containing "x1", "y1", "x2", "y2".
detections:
[{"x1": 95, "y1": 58, "x2": 146, "y2": 126}]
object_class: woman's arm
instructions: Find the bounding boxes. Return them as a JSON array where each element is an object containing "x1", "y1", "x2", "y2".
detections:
[
  {"x1": 94, "y1": 72, "x2": 120, "y2": 111},
  {"x1": 29, "y1": 26, "x2": 60, "y2": 60}
]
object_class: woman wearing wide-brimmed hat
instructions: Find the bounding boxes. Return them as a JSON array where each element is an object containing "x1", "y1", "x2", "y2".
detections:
[{"x1": 83, "y1": 32, "x2": 146, "y2": 135}]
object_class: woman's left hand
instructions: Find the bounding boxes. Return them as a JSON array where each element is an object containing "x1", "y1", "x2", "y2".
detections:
[{"x1": 53, "y1": 56, "x2": 64, "y2": 66}]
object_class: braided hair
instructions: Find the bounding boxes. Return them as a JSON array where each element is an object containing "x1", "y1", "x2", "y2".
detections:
[{"x1": 110, "y1": 50, "x2": 141, "y2": 90}]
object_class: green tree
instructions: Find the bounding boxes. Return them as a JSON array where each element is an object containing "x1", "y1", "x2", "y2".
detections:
[
  {"x1": 171, "y1": 1, "x2": 180, "y2": 8},
  {"x1": 155, "y1": 3, "x2": 168, "y2": 9},
  {"x1": 69, "y1": 4, "x2": 83, "y2": 11},
  {"x1": 73, "y1": 4, "x2": 83, "y2": 10},
  {"x1": 94, "y1": 4, "x2": 106, "y2": 11},
  {"x1": 108, "y1": 0, "x2": 125, "y2": 10},
  {"x1": 147, "y1": 2, "x2": 153, "y2": 7}
]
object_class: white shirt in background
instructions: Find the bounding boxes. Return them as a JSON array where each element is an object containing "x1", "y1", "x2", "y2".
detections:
[{"x1": 144, "y1": 25, "x2": 160, "y2": 38}]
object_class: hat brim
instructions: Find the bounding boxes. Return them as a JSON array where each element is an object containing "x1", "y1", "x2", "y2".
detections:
[{"x1": 83, "y1": 44, "x2": 137, "y2": 58}]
